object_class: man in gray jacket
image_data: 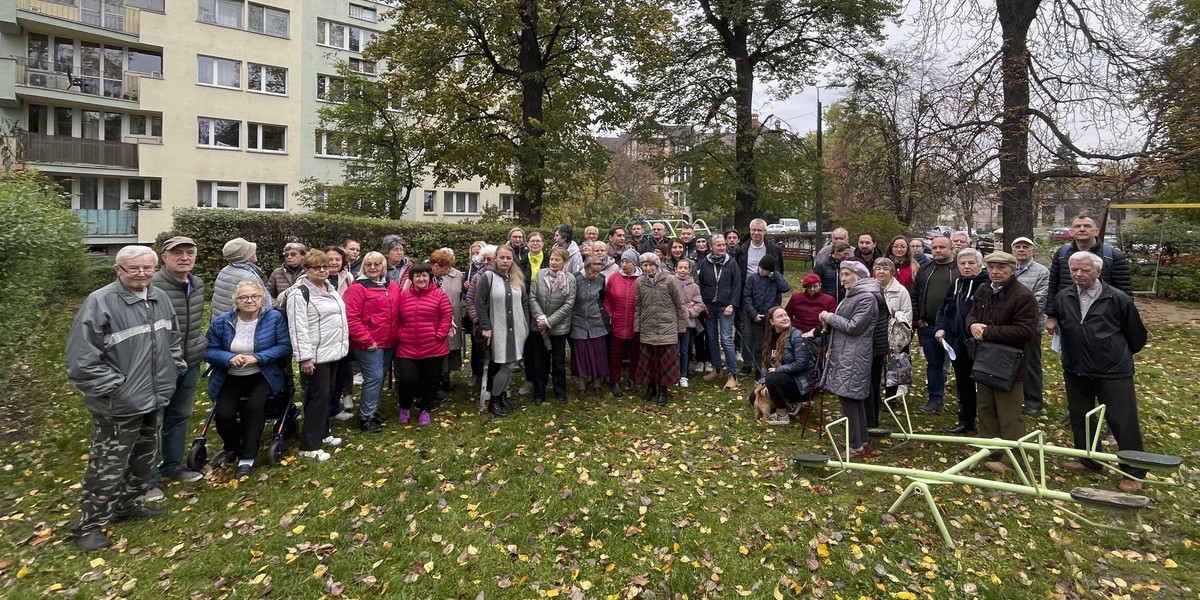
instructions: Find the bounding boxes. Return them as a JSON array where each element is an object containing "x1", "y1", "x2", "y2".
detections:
[
  {"x1": 65, "y1": 245, "x2": 186, "y2": 551},
  {"x1": 1012, "y1": 237, "x2": 1050, "y2": 415},
  {"x1": 146, "y1": 237, "x2": 207, "y2": 501}
]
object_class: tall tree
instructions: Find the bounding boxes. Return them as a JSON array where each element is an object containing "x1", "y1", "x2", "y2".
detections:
[
  {"x1": 634, "y1": 0, "x2": 896, "y2": 228},
  {"x1": 366, "y1": 0, "x2": 670, "y2": 225},
  {"x1": 1145, "y1": 0, "x2": 1200, "y2": 216}
]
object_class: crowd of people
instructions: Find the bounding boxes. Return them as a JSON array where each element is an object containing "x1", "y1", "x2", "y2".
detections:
[{"x1": 64, "y1": 214, "x2": 1151, "y2": 551}]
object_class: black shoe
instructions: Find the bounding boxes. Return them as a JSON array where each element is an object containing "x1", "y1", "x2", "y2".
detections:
[
  {"x1": 370, "y1": 413, "x2": 385, "y2": 427},
  {"x1": 235, "y1": 464, "x2": 253, "y2": 480},
  {"x1": 739, "y1": 367, "x2": 752, "y2": 376},
  {"x1": 557, "y1": 396, "x2": 568, "y2": 405},
  {"x1": 611, "y1": 383, "x2": 624, "y2": 397},
  {"x1": 74, "y1": 530, "x2": 112, "y2": 552},
  {"x1": 360, "y1": 418, "x2": 382, "y2": 433},
  {"x1": 642, "y1": 384, "x2": 657, "y2": 402},
  {"x1": 1022, "y1": 405, "x2": 1044, "y2": 416},
  {"x1": 533, "y1": 396, "x2": 544, "y2": 406},
  {"x1": 113, "y1": 505, "x2": 166, "y2": 523},
  {"x1": 488, "y1": 397, "x2": 508, "y2": 417},
  {"x1": 918, "y1": 402, "x2": 943, "y2": 414},
  {"x1": 593, "y1": 386, "x2": 602, "y2": 400},
  {"x1": 627, "y1": 382, "x2": 639, "y2": 396},
  {"x1": 213, "y1": 450, "x2": 237, "y2": 467},
  {"x1": 499, "y1": 393, "x2": 514, "y2": 412},
  {"x1": 945, "y1": 423, "x2": 974, "y2": 434},
  {"x1": 656, "y1": 390, "x2": 669, "y2": 406},
  {"x1": 439, "y1": 379, "x2": 453, "y2": 392}
]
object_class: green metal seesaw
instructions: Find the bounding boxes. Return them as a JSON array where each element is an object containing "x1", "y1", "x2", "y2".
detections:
[{"x1": 793, "y1": 396, "x2": 1185, "y2": 548}]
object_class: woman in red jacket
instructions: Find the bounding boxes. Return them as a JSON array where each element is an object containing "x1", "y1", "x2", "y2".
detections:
[
  {"x1": 604, "y1": 249, "x2": 642, "y2": 397},
  {"x1": 343, "y1": 251, "x2": 400, "y2": 433},
  {"x1": 393, "y1": 263, "x2": 452, "y2": 426}
]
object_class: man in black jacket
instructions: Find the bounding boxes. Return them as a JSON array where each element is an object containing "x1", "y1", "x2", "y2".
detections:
[
  {"x1": 911, "y1": 235, "x2": 958, "y2": 413},
  {"x1": 736, "y1": 219, "x2": 786, "y2": 370},
  {"x1": 1045, "y1": 214, "x2": 1133, "y2": 334},
  {"x1": 814, "y1": 241, "x2": 852, "y2": 303},
  {"x1": 853, "y1": 231, "x2": 883, "y2": 268},
  {"x1": 1054, "y1": 251, "x2": 1148, "y2": 492}
]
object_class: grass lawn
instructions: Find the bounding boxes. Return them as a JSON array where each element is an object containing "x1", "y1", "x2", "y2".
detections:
[{"x1": 0, "y1": 296, "x2": 1197, "y2": 599}]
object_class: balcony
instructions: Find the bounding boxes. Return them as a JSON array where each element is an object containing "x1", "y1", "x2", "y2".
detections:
[
  {"x1": 17, "y1": 0, "x2": 140, "y2": 37},
  {"x1": 22, "y1": 131, "x2": 138, "y2": 169},
  {"x1": 75, "y1": 209, "x2": 137, "y2": 237},
  {"x1": 14, "y1": 58, "x2": 140, "y2": 103}
]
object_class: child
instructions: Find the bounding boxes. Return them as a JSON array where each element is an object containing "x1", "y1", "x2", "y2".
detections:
[{"x1": 674, "y1": 260, "x2": 705, "y2": 387}]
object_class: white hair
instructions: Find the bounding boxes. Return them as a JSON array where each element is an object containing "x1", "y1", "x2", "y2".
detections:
[
  {"x1": 750, "y1": 218, "x2": 768, "y2": 228},
  {"x1": 1069, "y1": 251, "x2": 1103, "y2": 271},
  {"x1": 115, "y1": 245, "x2": 158, "y2": 266},
  {"x1": 639, "y1": 252, "x2": 660, "y2": 265},
  {"x1": 478, "y1": 244, "x2": 497, "y2": 261},
  {"x1": 956, "y1": 248, "x2": 983, "y2": 264},
  {"x1": 952, "y1": 231, "x2": 970, "y2": 240}
]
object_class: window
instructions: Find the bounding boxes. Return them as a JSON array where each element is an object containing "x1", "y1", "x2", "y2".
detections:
[
  {"x1": 199, "y1": 0, "x2": 243, "y2": 28},
  {"x1": 129, "y1": 114, "x2": 162, "y2": 137},
  {"x1": 127, "y1": 49, "x2": 162, "y2": 75},
  {"x1": 27, "y1": 33, "x2": 50, "y2": 71},
  {"x1": 443, "y1": 191, "x2": 478, "y2": 215},
  {"x1": 348, "y1": 58, "x2": 376, "y2": 75},
  {"x1": 27, "y1": 104, "x2": 47, "y2": 135},
  {"x1": 317, "y1": 19, "x2": 373, "y2": 52},
  {"x1": 197, "y1": 181, "x2": 239, "y2": 208},
  {"x1": 128, "y1": 179, "x2": 162, "y2": 203},
  {"x1": 104, "y1": 112, "x2": 122, "y2": 141},
  {"x1": 82, "y1": 110, "x2": 100, "y2": 140},
  {"x1": 316, "y1": 74, "x2": 345, "y2": 102},
  {"x1": 315, "y1": 131, "x2": 357, "y2": 157},
  {"x1": 349, "y1": 4, "x2": 376, "y2": 22},
  {"x1": 499, "y1": 193, "x2": 517, "y2": 213},
  {"x1": 248, "y1": 123, "x2": 286, "y2": 152},
  {"x1": 197, "y1": 117, "x2": 240, "y2": 148},
  {"x1": 247, "y1": 183, "x2": 286, "y2": 210},
  {"x1": 247, "y1": 63, "x2": 286, "y2": 94},
  {"x1": 127, "y1": 0, "x2": 166, "y2": 12},
  {"x1": 248, "y1": 3, "x2": 289, "y2": 37},
  {"x1": 423, "y1": 190, "x2": 436, "y2": 214},
  {"x1": 198, "y1": 55, "x2": 240, "y2": 88},
  {"x1": 55, "y1": 107, "x2": 73, "y2": 136}
]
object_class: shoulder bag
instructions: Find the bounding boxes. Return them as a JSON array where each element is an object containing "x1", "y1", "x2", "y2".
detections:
[{"x1": 970, "y1": 341, "x2": 1023, "y2": 392}]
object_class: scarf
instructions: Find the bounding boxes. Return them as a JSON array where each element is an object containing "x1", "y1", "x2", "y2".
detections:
[{"x1": 544, "y1": 268, "x2": 569, "y2": 294}]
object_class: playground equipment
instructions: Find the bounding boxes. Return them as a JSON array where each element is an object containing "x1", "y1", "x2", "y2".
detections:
[
  {"x1": 1100, "y1": 200, "x2": 1200, "y2": 296},
  {"x1": 794, "y1": 395, "x2": 1184, "y2": 548}
]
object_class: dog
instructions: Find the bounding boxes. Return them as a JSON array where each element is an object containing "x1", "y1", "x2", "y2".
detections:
[{"x1": 751, "y1": 383, "x2": 774, "y2": 424}]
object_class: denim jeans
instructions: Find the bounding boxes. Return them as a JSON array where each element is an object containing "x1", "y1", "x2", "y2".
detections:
[
  {"x1": 918, "y1": 326, "x2": 946, "y2": 406},
  {"x1": 678, "y1": 328, "x2": 694, "y2": 378},
  {"x1": 354, "y1": 347, "x2": 392, "y2": 420},
  {"x1": 152, "y1": 363, "x2": 200, "y2": 484},
  {"x1": 705, "y1": 305, "x2": 737, "y2": 372}
]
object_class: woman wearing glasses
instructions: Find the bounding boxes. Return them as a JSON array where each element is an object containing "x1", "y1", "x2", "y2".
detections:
[{"x1": 205, "y1": 280, "x2": 292, "y2": 479}]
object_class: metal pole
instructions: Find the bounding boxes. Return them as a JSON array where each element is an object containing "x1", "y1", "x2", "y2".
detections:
[{"x1": 814, "y1": 99, "x2": 824, "y2": 250}]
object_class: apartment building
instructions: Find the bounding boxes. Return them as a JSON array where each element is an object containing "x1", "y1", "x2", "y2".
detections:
[{"x1": 0, "y1": 0, "x2": 512, "y2": 250}]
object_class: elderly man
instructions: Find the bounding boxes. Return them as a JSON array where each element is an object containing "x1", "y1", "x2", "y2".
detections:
[
  {"x1": 639, "y1": 221, "x2": 668, "y2": 254},
  {"x1": 145, "y1": 237, "x2": 206, "y2": 503},
  {"x1": 583, "y1": 225, "x2": 600, "y2": 243},
  {"x1": 736, "y1": 218, "x2": 786, "y2": 371},
  {"x1": 1055, "y1": 252, "x2": 1149, "y2": 492},
  {"x1": 814, "y1": 227, "x2": 850, "y2": 264},
  {"x1": 964, "y1": 251, "x2": 1038, "y2": 473},
  {"x1": 1045, "y1": 214, "x2": 1133, "y2": 335},
  {"x1": 66, "y1": 246, "x2": 186, "y2": 551},
  {"x1": 950, "y1": 231, "x2": 971, "y2": 252},
  {"x1": 1011, "y1": 236, "x2": 1050, "y2": 415},
  {"x1": 266, "y1": 242, "x2": 306, "y2": 300}
]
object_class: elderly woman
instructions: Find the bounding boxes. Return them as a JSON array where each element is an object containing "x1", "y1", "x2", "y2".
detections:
[
  {"x1": 286, "y1": 250, "x2": 350, "y2": 462},
  {"x1": 884, "y1": 235, "x2": 918, "y2": 290},
  {"x1": 634, "y1": 252, "x2": 688, "y2": 406},
  {"x1": 530, "y1": 247, "x2": 577, "y2": 404},
  {"x1": 324, "y1": 246, "x2": 356, "y2": 422},
  {"x1": 343, "y1": 251, "x2": 399, "y2": 433},
  {"x1": 474, "y1": 244, "x2": 530, "y2": 417},
  {"x1": 785, "y1": 273, "x2": 836, "y2": 335},
  {"x1": 674, "y1": 258, "x2": 704, "y2": 387},
  {"x1": 394, "y1": 263, "x2": 452, "y2": 426},
  {"x1": 465, "y1": 244, "x2": 496, "y2": 388},
  {"x1": 760, "y1": 306, "x2": 817, "y2": 425},
  {"x1": 267, "y1": 242, "x2": 307, "y2": 300},
  {"x1": 935, "y1": 248, "x2": 991, "y2": 435},
  {"x1": 211, "y1": 237, "x2": 267, "y2": 320},
  {"x1": 874, "y1": 257, "x2": 913, "y2": 414},
  {"x1": 592, "y1": 241, "x2": 619, "y2": 279},
  {"x1": 605, "y1": 249, "x2": 642, "y2": 397},
  {"x1": 430, "y1": 248, "x2": 465, "y2": 391},
  {"x1": 571, "y1": 257, "x2": 611, "y2": 399},
  {"x1": 206, "y1": 280, "x2": 292, "y2": 478},
  {"x1": 383, "y1": 234, "x2": 412, "y2": 285},
  {"x1": 819, "y1": 260, "x2": 881, "y2": 457}
]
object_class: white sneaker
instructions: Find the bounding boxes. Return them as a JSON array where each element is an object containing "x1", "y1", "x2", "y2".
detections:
[
  {"x1": 341, "y1": 394, "x2": 354, "y2": 410},
  {"x1": 352, "y1": 373, "x2": 363, "y2": 386},
  {"x1": 680, "y1": 377, "x2": 689, "y2": 388},
  {"x1": 299, "y1": 449, "x2": 331, "y2": 461},
  {"x1": 142, "y1": 486, "x2": 165, "y2": 503},
  {"x1": 322, "y1": 435, "x2": 343, "y2": 447},
  {"x1": 693, "y1": 362, "x2": 705, "y2": 374},
  {"x1": 518, "y1": 381, "x2": 533, "y2": 395},
  {"x1": 704, "y1": 362, "x2": 714, "y2": 373},
  {"x1": 331, "y1": 410, "x2": 354, "y2": 421}
]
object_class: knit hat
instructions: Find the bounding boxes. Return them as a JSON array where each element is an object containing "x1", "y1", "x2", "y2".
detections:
[
  {"x1": 223, "y1": 237, "x2": 256, "y2": 262},
  {"x1": 758, "y1": 255, "x2": 777, "y2": 273},
  {"x1": 839, "y1": 260, "x2": 870, "y2": 280},
  {"x1": 621, "y1": 249, "x2": 640, "y2": 265},
  {"x1": 802, "y1": 273, "x2": 821, "y2": 287}
]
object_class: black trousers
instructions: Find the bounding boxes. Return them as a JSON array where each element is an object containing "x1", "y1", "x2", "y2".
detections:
[
  {"x1": 867, "y1": 353, "x2": 885, "y2": 427},
  {"x1": 300, "y1": 363, "x2": 333, "y2": 451},
  {"x1": 395, "y1": 356, "x2": 443, "y2": 412},
  {"x1": 764, "y1": 372, "x2": 804, "y2": 411},
  {"x1": 531, "y1": 333, "x2": 567, "y2": 401},
  {"x1": 470, "y1": 331, "x2": 487, "y2": 378},
  {"x1": 214, "y1": 372, "x2": 271, "y2": 460},
  {"x1": 1064, "y1": 373, "x2": 1147, "y2": 478},
  {"x1": 952, "y1": 352, "x2": 977, "y2": 428}
]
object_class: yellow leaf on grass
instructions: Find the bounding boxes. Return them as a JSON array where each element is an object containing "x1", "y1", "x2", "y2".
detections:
[
  {"x1": 546, "y1": 589, "x2": 560, "y2": 597},
  {"x1": 249, "y1": 573, "x2": 266, "y2": 585},
  {"x1": 16, "y1": 566, "x2": 28, "y2": 578},
  {"x1": 89, "y1": 558, "x2": 105, "y2": 568},
  {"x1": 816, "y1": 544, "x2": 829, "y2": 558},
  {"x1": 1164, "y1": 559, "x2": 1178, "y2": 569},
  {"x1": 894, "y1": 592, "x2": 917, "y2": 600},
  {"x1": 739, "y1": 546, "x2": 749, "y2": 556},
  {"x1": 773, "y1": 587, "x2": 785, "y2": 600},
  {"x1": 292, "y1": 525, "x2": 305, "y2": 535}
]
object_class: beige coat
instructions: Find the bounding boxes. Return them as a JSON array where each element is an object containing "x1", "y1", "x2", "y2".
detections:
[{"x1": 634, "y1": 272, "x2": 688, "y2": 346}]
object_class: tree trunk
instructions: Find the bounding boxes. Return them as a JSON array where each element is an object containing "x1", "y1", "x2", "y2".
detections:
[
  {"x1": 732, "y1": 29, "x2": 756, "y2": 230},
  {"x1": 996, "y1": 0, "x2": 1040, "y2": 250},
  {"x1": 515, "y1": 0, "x2": 546, "y2": 225}
]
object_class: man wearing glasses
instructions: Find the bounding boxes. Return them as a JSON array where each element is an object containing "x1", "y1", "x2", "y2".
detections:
[{"x1": 65, "y1": 245, "x2": 187, "y2": 551}]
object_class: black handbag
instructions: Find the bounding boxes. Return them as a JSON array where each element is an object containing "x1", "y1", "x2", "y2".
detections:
[{"x1": 970, "y1": 341, "x2": 1023, "y2": 392}]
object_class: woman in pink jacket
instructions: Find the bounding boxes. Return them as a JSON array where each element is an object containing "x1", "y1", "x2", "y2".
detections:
[
  {"x1": 393, "y1": 263, "x2": 452, "y2": 426},
  {"x1": 342, "y1": 251, "x2": 399, "y2": 433},
  {"x1": 604, "y1": 249, "x2": 642, "y2": 397}
]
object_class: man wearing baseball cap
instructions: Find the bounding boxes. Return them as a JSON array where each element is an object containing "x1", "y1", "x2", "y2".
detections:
[
  {"x1": 145, "y1": 237, "x2": 207, "y2": 500},
  {"x1": 1011, "y1": 237, "x2": 1050, "y2": 415}
]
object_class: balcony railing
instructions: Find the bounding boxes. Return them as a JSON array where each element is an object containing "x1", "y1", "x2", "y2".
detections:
[
  {"x1": 22, "y1": 131, "x2": 138, "y2": 169},
  {"x1": 75, "y1": 209, "x2": 137, "y2": 237},
  {"x1": 13, "y1": 58, "x2": 140, "y2": 102},
  {"x1": 17, "y1": 0, "x2": 141, "y2": 36}
]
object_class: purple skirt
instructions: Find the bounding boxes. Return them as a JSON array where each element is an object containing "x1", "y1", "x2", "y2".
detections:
[
  {"x1": 635, "y1": 343, "x2": 680, "y2": 387},
  {"x1": 570, "y1": 336, "x2": 609, "y2": 379}
]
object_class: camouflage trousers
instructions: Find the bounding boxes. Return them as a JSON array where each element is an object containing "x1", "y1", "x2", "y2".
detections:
[{"x1": 74, "y1": 411, "x2": 160, "y2": 534}]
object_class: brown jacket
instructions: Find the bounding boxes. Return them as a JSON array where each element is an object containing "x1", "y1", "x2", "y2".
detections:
[
  {"x1": 964, "y1": 274, "x2": 1038, "y2": 381},
  {"x1": 634, "y1": 272, "x2": 688, "y2": 346}
]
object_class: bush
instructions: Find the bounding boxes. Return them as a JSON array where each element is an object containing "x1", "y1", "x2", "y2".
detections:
[
  {"x1": 1132, "y1": 262, "x2": 1200, "y2": 302},
  {"x1": 831, "y1": 210, "x2": 909, "y2": 250},
  {"x1": 159, "y1": 209, "x2": 519, "y2": 282},
  {"x1": 0, "y1": 172, "x2": 87, "y2": 385}
]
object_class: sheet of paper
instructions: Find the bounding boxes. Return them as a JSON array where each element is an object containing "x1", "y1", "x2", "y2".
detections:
[
  {"x1": 941, "y1": 338, "x2": 957, "y2": 361},
  {"x1": 1050, "y1": 332, "x2": 1061, "y2": 354}
]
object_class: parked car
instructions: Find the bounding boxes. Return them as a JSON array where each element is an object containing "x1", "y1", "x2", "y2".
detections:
[
  {"x1": 617, "y1": 218, "x2": 713, "y2": 239},
  {"x1": 776, "y1": 218, "x2": 802, "y2": 233},
  {"x1": 766, "y1": 223, "x2": 787, "y2": 235},
  {"x1": 1049, "y1": 227, "x2": 1073, "y2": 241}
]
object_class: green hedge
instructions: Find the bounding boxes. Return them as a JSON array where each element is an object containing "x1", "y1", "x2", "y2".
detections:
[
  {"x1": 159, "y1": 209, "x2": 520, "y2": 282},
  {"x1": 0, "y1": 172, "x2": 87, "y2": 385}
]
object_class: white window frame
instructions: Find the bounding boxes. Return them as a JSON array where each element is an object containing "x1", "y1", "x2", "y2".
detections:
[
  {"x1": 197, "y1": 180, "x2": 239, "y2": 208},
  {"x1": 348, "y1": 57, "x2": 376, "y2": 75},
  {"x1": 128, "y1": 114, "x2": 163, "y2": 138},
  {"x1": 315, "y1": 131, "x2": 357, "y2": 158},
  {"x1": 442, "y1": 191, "x2": 478, "y2": 215},
  {"x1": 316, "y1": 74, "x2": 345, "y2": 102},
  {"x1": 247, "y1": 183, "x2": 286, "y2": 210},
  {"x1": 248, "y1": 3, "x2": 289, "y2": 38},
  {"x1": 498, "y1": 193, "x2": 517, "y2": 214},
  {"x1": 197, "y1": 55, "x2": 241, "y2": 89},
  {"x1": 247, "y1": 122, "x2": 286, "y2": 153},
  {"x1": 247, "y1": 62, "x2": 287, "y2": 95},
  {"x1": 198, "y1": 0, "x2": 244, "y2": 29},
  {"x1": 317, "y1": 18, "x2": 373, "y2": 52},
  {"x1": 197, "y1": 117, "x2": 241, "y2": 149},
  {"x1": 349, "y1": 3, "x2": 376, "y2": 22},
  {"x1": 423, "y1": 190, "x2": 436, "y2": 214}
]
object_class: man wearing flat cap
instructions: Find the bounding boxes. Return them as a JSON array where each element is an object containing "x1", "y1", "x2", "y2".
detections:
[
  {"x1": 964, "y1": 251, "x2": 1038, "y2": 473},
  {"x1": 1011, "y1": 237, "x2": 1050, "y2": 415}
]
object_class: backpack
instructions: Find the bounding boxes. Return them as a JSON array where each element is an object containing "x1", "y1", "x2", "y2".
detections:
[
  {"x1": 274, "y1": 284, "x2": 310, "y2": 323},
  {"x1": 1056, "y1": 242, "x2": 1114, "y2": 273}
]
